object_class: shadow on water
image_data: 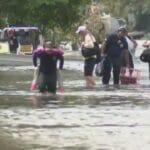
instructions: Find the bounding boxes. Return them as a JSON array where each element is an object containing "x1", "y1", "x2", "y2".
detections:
[{"x1": 0, "y1": 61, "x2": 150, "y2": 150}]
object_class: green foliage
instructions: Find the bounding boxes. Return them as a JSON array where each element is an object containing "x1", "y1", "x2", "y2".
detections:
[
  {"x1": 97, "y1": 0, "x2": 150, "y2": 31},
  {"x1": 0, "y1": 0, "x2": 90, "y2": 31},
  {"x1": 0, "y1": 0, "x2": 150, "y2": 35}
]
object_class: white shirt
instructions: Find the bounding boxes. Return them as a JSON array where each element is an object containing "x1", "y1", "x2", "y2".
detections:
[
  {"x1": 125, "y1": 36, "x2": 134, "y2": 53},
  {"x1": 83, "y1": 33, "x2": 96, "y2": 48}
]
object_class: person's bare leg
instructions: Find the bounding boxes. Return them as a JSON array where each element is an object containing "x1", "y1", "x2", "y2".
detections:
[
  {"x1": 85, "y1": 76, "x2": 95, "y2": 88},
  {"x1": 89, "y1": 76, "x2": 95, "y2": 86}
]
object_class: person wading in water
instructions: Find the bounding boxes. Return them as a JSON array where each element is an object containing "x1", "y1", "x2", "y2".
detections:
[
  {"x1": 32, "y1": 41, "x2": 64, "y2": 95},
  {"x1": 76, "y1": 25, "x2": 97, "y2": 88},
  {"x1": 101, "y1": 27, "x2": 130, "y2": 86}
]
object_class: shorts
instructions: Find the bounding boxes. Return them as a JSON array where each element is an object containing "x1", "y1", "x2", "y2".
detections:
[{"x1": 84, "y1": 57, "x2": 96, "y2": 76}]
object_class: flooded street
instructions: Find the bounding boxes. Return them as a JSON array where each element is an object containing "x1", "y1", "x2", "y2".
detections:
[{"x1": 0, "y1": 58, "x2": 150, "y2": 150}]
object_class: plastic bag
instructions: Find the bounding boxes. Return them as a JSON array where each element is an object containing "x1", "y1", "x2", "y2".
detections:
[{"x1": 95, "y1": 58, "x2": 105, "y2": 77}]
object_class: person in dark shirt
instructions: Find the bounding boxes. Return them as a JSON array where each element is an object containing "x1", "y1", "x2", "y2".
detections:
[
  {"x1": 101, "y1": 27, "x2": 129, "y2": 85},
  {"x1": 32, "y1": 41, "x2": 64, "y2": 94},
  {"x1": 7, "y1": 29, "x2": 18, "y2": 53}
]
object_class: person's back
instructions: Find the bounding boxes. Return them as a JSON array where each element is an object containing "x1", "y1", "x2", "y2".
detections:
[
  {"x1": 32, "y1": 44, "x2": 64, "y2": 94},
  {"x1": 33, "y1": 49, "x2": 63, "y2": 74},
  {"x1": 84, "y1": 32, "x2": 96, "y2": 48}
]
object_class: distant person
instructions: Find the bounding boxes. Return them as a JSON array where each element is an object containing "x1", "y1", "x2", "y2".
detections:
[
  {"x1": 101, "y1": 27, "x2": 129, "y2": 85},
  {"x1": 7, "y1": 29, "x2": 18, "y2": 53},
  {"x1": 140, "y1": 40, "x2": 150, "y2": 63},
  {"x1": 121, "y1": 27, "x2": 137, "y2": 68},
  {"x1": 140, "y1": 40, "x2": 150, "y2": 79},
  {"x1": 32, "y1": 41, "x2": 64, "y2": 94},
  {"x1": 76, "y1": 25, "x2": 97, "y2": 88}
]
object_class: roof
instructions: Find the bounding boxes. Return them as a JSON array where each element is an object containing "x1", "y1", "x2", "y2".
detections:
[{"x1": 3, "y1": 27, "x2": 39, "y2": 31}]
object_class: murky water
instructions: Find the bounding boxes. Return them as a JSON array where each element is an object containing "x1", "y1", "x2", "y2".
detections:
[{"x1": 0, "y1": 57, "x2": 150, "y2": 150}]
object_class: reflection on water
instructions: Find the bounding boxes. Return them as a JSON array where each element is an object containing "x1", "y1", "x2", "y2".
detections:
[{"x1": 0, "y1": 60, "x2": 150, "y2": 150}]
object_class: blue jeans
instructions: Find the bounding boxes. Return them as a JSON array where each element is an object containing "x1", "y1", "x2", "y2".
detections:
[{"x1": 102, "y1": 56, "x2": 121, "y2": 84}]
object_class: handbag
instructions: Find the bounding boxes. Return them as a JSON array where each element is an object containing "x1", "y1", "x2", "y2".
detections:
[
  {"x1": 140, "y1": 48, "x2": 150, "y2": 62},
  {"x1": 95, "y1": 58, "x2": 105, "y2": 77},
  {"x1": 81, "y1": 42, "x2": 99, "y2": 57},
  {"x1": 81, "y1": 33, "x2": 100, "y2": 58}
]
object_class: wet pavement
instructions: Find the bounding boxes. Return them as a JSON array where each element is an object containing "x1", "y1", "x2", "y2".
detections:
[{"x1": 0, "y1": 58, "x2": 150, "y2": 150}]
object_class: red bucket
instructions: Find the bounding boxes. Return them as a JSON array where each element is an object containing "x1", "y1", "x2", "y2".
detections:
[{"x1": 120, "y1": 67, "x2": 140, "y2": 84}]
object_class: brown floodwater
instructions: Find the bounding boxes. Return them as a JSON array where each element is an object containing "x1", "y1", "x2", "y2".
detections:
[{"x1": 0, "y1": 60, "x2": 150, "y2": 150}]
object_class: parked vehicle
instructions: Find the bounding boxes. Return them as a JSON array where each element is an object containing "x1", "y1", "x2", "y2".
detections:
[{"x1": 0, "y1": 27, "x2": 42, "y2": 54}]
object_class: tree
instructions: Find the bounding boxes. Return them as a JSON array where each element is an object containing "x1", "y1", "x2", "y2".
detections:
[{"x1": 0, "y1": 0, "x2": 90, "y2": 31}]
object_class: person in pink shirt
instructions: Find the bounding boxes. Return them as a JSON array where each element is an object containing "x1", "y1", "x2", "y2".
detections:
[{"x1": 31, "y1": 41, "x2": 64, "y2": 94}]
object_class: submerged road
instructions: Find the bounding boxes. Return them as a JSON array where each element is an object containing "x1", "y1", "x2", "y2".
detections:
[
  {"x1": 0, "y1": 40, "x2": 150, "y2": 150},
  {"x1": 0, "y1": 51, "x2": 82, "y2": 66},
  {"x1": 0, "y1": 39, "x2": 146, "y2": 66}
]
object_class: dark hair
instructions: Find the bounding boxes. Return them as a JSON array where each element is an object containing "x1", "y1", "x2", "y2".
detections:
[{"x1": 118, "y1": 27, "x2": 127, "y2": 33}]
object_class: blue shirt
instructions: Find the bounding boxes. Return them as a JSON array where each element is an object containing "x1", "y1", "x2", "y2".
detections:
[{"x1": 105, "y1": 33, "x2": 128, "y2": 57}]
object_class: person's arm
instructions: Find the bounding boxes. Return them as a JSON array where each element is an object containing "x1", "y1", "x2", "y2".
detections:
[
  {"x1": 57, "y1": 54, "x2": 64, "y2": 70},
  {"x1": 101, "y1": 35, "x2": 111, "y2": 57},
  {"x1": 133, "y1": 40, "x2": 137, "y2": 49},
  {"x1": 56, "y1": 54, "x2": 64, "y2": 92},
  {"x1": 125, "y1": 49, "x2": 130, "y2": 66},
  {"x1": 33, "y1": 52, "x2": 38, "y2": 67},
  {"x1": 31, "y1": 52, "x2": 39, "y2": 90},
  {"x1": 101, "y1": 40, "x2": 107, "y2": 57},
  {"x1": 129, "y1": 36, "x2": 137, "y2": 49},
  {"x1": 124, "y1": 39, "x2": 130, "y2": 67}
]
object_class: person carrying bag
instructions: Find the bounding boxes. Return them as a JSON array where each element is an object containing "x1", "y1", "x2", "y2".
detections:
[
  {"x1": 95, "y1": 57, "x2": 105, "y2": 77},
  {"x1": 76, "y1": 25, "x2": 100, "y2": 88},
  {"x1": 81, "y1": 32, "x2": 100, "y2": 62}
]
